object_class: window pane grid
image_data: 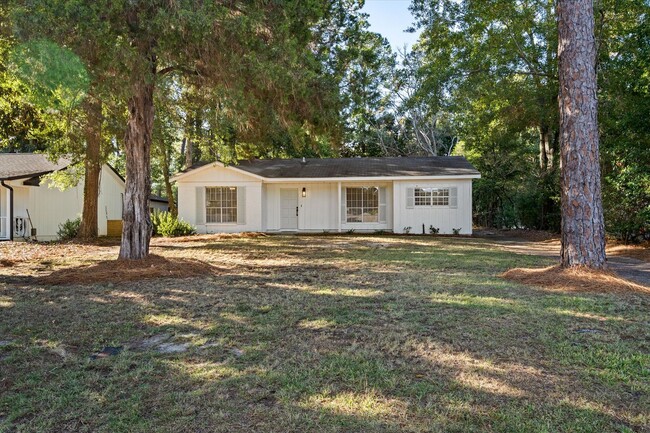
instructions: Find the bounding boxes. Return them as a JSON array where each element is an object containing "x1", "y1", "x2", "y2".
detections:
[
  {"x1": 346, "y1": 187, "x2": 379, "y2": 223},
  {"x1": 206, "y1": 187, "x2": 237, "y2": 223},
  {"x1": 415, "y1": 188, "x2": 450, "y2": 207}
]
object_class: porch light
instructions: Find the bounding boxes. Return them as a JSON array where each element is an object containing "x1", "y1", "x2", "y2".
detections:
[{"x1": 302, "y1": 187, "x2": 306, "y2": 197}]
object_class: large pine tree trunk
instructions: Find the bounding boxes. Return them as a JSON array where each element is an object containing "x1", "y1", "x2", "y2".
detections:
[
  {"x1": 77, "y1": 97, "x2": 102, "y2": 239},
  {"x1": 119, "y1": 79, "x2": 154, "y2": 260},
  {"x1": 557, "y1": 0, "x2": 606, "y2": 268}
]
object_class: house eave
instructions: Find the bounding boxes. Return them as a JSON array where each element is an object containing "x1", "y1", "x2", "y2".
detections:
[
  {"x1": 257, "y1": 174, "x2": 481, "y2": 183},
  {"x1": 0, "y1": 170, "x2": 56, "y2": 182},
  {"x1": 171, "y1": 161, "x2": 481, "y2": 183},
  {"x1": 173, "y1": 164, "x2": 481, "y2": 183}
]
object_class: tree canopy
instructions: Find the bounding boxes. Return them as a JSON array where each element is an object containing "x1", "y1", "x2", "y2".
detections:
[{"x1": 2, "y1": 0, "x2": 648, "y2": 254}]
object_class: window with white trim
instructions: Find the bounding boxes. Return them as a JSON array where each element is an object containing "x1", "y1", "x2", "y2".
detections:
[
  {"x1": 206, "y1": 187, "x2": 237, "y2": 223},
  {"x1": 346, "y1": 187, "x2": 379, "y2": 223},
  {"x1": 415, "y1": 188, "x2": 449, "y2": 206}
]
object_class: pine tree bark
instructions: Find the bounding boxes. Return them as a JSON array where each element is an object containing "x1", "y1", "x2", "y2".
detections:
[
  {"x1": 77, "y1": 97, "x2": 102, "y2": 239},
  {"x1": 161, "y1": 144, "x2": 177, "y2": 216},
  {"x1": 184, "y1": 137, "x2": 193, "y2": 168},
  {"x1": 539, "y1": 125, "x2": 549, "y2": 170},
  {"x1": 557, "y1": 0, "x2": 606, "y2": 268},
  {"x1": 119, "y1": 78, "x2": 154, "y2": 260},
  {"x1": 184, "y1": 115, "x2": 194, "y2": 169}
]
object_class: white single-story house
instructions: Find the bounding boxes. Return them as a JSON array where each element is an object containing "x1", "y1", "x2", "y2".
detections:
[
  {"x1": 172, "y1": 156, "x2": 480, "y2": 235},
  {"x1": 0, "y1": 153, "x2": 168, "y2": 241}
]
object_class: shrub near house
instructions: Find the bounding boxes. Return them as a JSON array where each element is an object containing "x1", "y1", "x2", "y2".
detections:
[{"x1": 151, "y1": 211, "x2": 196, "y2": 237}]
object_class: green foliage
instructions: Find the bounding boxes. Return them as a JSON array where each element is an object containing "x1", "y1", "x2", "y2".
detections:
[
  {"x1": 429, "y1": 226, "x2": 439, "y2": 234},
  {"x1": 56, "y1": 217, "x2": 80, "y2": 240},
  {"x1": 408, "y1": 0, "x2": 561, "y2": 229},
  {"x1": 411, "y1": 0, "x2": 648, "y2": 237},
  {"x1": 0, "y1": 22, "x2": 62, "y2": 152},
  {"x1": 151, "y1": 211, "x2": 195, "y2": 238},
  {"x1": 8, "y1": 39, "x2": 89, "y2": 111},
  {"x1": 598, "y1": 1, "x2": 650, "y2": 241},
  {"x1": 452, "y1": 228, "x2": 461, "y2": 235},
  {"x1": 403, "y1": 226, "x2": 412, "y2": 234},
  {"x1": 41, "y1": 162, "x2": 84, "y2": 191}
]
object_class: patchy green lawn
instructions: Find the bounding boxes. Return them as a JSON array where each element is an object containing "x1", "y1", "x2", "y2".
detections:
[{"x1": 0, "y1": 235, "x2": 648, "y2": 433}]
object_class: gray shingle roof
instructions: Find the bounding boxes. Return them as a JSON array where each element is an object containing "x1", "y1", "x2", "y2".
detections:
[
  {"x1": 0, "y1": 153, "x2": 72, "y2": 180},
  {"x1": 149, "y1": 194, "x2": 169, "y2": 203},
  {"x1": 228, "y1": 156, "x2": 479, "y2": 178}
]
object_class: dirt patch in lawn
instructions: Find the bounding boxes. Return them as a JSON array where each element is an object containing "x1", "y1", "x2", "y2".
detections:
[
  {"x1": 38, "y1": 254, "x2": 221, "y2": 285},
  {"x1": 502, "y1": 265, "x2": 650, "y2": 294}
]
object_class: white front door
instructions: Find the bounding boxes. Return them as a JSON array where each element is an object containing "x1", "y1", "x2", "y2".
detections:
[{"x1": 280, "y1": 188, "x2": 298, "y2": 230}]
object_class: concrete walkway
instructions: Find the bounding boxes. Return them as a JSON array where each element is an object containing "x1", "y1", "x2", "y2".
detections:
[{"x1": 481, "y1": 236, "x2": 650, "y2": 288}]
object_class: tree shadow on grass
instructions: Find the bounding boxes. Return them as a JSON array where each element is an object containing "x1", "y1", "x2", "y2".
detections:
[
  {"x1": 3, "y1": 255, "x2": 223, "y2": 287},
  {"x1": 2, "y1": 263, "x2": 648, "y2": 432}
]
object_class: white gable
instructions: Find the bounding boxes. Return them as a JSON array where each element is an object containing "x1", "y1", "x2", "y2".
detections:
[{"x1": 174, "y1": 163, "x2": 262, "y2": 184}]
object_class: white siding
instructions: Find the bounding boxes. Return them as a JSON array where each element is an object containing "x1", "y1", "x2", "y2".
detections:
[
  {"x1": 393, "y1": 179, "x2": 473, "y2": 235},
  {"x1": 97, "y1": 165, "x2": 126, "y2": 236},
  {"x1": 174, "y1": 163, "x2": 475, "y2": 235},
  {"x1": 23, "y1": 181, "x2": 84, "y2": 241},
  {"x1": 263, "y1": 182, "x2": 394, "y2": 232},
  {"x1": 149, "y1": 201, "x2": 168, "y2": 213},
  {"x1": 0, "y1": 186, "x2": 7, "y2": 239},
  {"x1": 178, "y1": 164, "x2": 259, "y2": 183},
  {"x1": 4, "y1": 164, "x2": 125, "y2": 240},
  {"x1": 176, "y1": 164, "x2": 263, "y2": 233},
  {"x1": 265, "y1": 183, "x2": 339, "y2": 231}
]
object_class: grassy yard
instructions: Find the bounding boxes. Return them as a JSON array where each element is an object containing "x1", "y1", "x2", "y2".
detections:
[{"x1": 0, "y1": 235, "x2": 648, "y2": 432}]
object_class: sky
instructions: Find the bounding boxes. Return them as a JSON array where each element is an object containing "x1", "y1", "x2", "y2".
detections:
[{"x1": 360, "y1": 0, "x2": 421, "y2": 53}]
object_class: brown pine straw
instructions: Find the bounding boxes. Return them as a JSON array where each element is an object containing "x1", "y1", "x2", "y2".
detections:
[
  {"x1": 502, "y1": 265, "x2": 649, "y2": 294},
  {"x1": 606, "y1": 242, "x2": 650, "y2": 263},
  {"x1": 39, "y1": 255, "x2": 221, "y2": 286},
  {"x1": 155, "y1": 232, "x2": 269, "y2": 243}
]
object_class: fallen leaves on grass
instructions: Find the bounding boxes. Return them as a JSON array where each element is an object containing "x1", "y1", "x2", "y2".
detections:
[
  {"x1": 157, "y1": 232, "x2": 269, "y2": 243},
  {"x1": 38, "y1": 254, "x2": 221, "y2": 285},
  {"x1": 502, "y1": 265, "x2": 649, "y2": 294}
]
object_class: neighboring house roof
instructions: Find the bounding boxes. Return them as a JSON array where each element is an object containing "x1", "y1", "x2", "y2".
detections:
[
  {"x1": 149, "y1": 194, "x2": 169, "y2": 204},
  {"x1": 0, "y1": 152, "x2": 168, "y2": 203},
  {"x1": 0, "y1": 153, "x2": 72, "y2": 180},
  {"x1": 175, "y1": 156, "x2": 480, "y2": 180}
]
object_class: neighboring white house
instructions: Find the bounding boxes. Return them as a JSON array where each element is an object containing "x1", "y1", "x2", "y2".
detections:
[
  {"x1": 0, "y1": 153, "x2": 168, "y2": 241},
  {"x1": 149, "y1": 195, "x2": 170, "y2": 213},
  {"x1": 172, "y1": 157, "x2": 480, "y2": 235}
]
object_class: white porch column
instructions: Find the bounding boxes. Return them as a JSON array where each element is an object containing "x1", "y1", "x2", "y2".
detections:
[{"x1": 337, "y1": 181, "x2": 342, "y2": 233}]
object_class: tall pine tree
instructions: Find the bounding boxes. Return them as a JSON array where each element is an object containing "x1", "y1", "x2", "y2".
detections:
[{"x1": 557, "y1": 0, "x2": 606, "y2": 268}]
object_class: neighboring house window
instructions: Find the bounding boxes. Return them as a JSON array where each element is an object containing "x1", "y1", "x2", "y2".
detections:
[
  {"x1": 346, "y1": 187, "x2": 379, "y2": 223},
  {"x1": 206, "y1": 187, "x2": 237, "y2": 223},
  {"x1": 415, "y1": 188, "x2": 449, "y2": 206}
]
